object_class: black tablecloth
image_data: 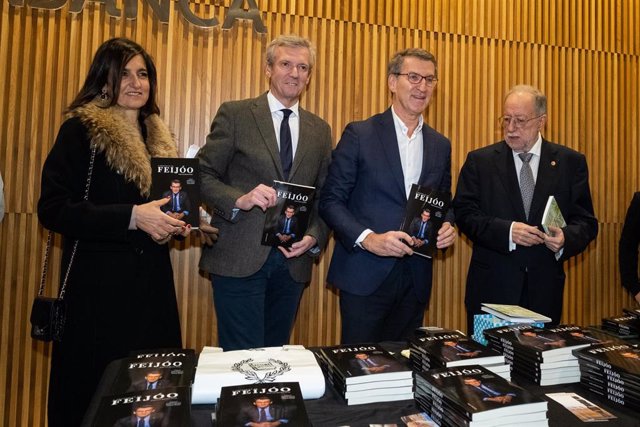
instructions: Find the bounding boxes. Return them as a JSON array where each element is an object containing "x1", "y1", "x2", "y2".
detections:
[{"x1": 84, "y1": 351, "x2": 640, "y2": 427}]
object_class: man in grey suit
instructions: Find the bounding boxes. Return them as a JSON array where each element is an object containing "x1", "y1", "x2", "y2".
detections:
[{"x1": 198, "y1": 35, "x2": 332, "y2": 351}]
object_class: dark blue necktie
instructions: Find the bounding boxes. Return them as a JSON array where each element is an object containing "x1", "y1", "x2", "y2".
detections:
[
  {"x1": 285, "y1": 218, "x2": 290, "y2": 233},
  {"x1": 258, "y1": 408, "x2": 267, "y2": 422},
  {"x1": 280, "y1": 109, "x2": 293, "y2": 179},
  {"x1": 419, "y1": 222, "x2": 426, "y2": 238},
  {"x1": 137, "y1": 417, "x2": 144, "y2": 427}
]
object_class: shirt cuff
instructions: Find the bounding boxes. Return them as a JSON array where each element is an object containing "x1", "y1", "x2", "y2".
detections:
[
  {"x1": 356, "y1": 229, "x2": 374, "y2": 249},
  {"x1": 508, "y1": 222, "x2": 516, "y2": 251},
  {"x1": 129, "y1": 206, "x2": 138, "y2": 230}
]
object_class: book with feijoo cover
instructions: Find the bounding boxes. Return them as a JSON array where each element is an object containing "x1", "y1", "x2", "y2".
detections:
[
  {"x1": 541, "y1": 195, "x2": 566, "y2": 235},
  {"x1": 487, "y1": 325, "x2": 602, "y2": 361},
  {"x1": 545, "y1": 392, "x2": 616, "y2": 422},
  {"x1": 150, "y1": 158, "x2": 200, "y2": 228},
  {"x1": 574, "y1": 343, "x2": 640, "y2": 410},
  {"x1": 319, "y1": 343, "x2": 413, "y2": 385},
  {"x1": 400, "y1": 184, "x2": 450, "y2": 258},
  {"x1": 109, "y1": 355, "x2": 196, "y2": 394},
  {"x1": 92, "y1": 386, "x2": 191, "y2": 427},
  {"x1": 481, "y1": 303, "x2": 552, "y2": 323},
  {"x1": 215, "y1": 382, "x2": 311, "y2": 427},
  {"x1": 261, "y1": 180, "x2": 315, "y2": 249},
  {"x1": 415, "y1": 365, "x2": 548, "y2": 423},
  {"x1": 421, "y1": 338, "x2": 506, "y2": 368}
]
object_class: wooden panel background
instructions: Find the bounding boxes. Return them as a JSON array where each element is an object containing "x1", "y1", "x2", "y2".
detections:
[{"x1": 1, "y1": 0, "x2": 639, "y2": 424}]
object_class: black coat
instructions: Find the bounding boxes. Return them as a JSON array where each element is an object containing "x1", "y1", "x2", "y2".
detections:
[
  {"x1": 38, "y1": 104, "x2": 182, "y2": 427},
  {"x1": 619, "y1": 192, "x2": 640, "y2": 298},
  {"x1": 453, "y1": 139, "x2": 598, "y2": 330}
]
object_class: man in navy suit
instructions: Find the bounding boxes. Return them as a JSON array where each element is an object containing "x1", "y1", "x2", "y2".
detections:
[
  {"x1": 453, "y1": 85, "x2": 598, "y2": 333},
  {"x1": 409, "y1": 208, "x2": 433, "y2": 248},
  {"x1": 320, "y1": 48, "x2": 456, "y2": 344},
  {"x1": 275, "y1": 205, "x2": 299, "y2": 246},
  {"x1": 161, "y1": 179, "x2": 191, "y2": 220}
]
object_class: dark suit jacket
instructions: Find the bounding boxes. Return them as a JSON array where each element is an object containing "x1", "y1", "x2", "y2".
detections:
[
  {"x1": 453, "y1": 139, "x2": 598, "y2": 324},
  {"x1": 619, "y1": 192, "x2": 640, "y2": 298},
  {"x1": 277, "y1": 214, "x2": 299, "y2": 239},
  {"x1": 161, "y1": 190, "x2": 191, "y2": 215},
  {"x1": 237, "y1": 404, "x2": 289, "y2": 424},
  {"x1": 113, "y1": 413, "x2": 165, "y2": 427},
  {"x1": 198, "y1": 93, "x2": 332, "y2": 282},
  {"x1": 319, "y1": 108, "x2": 452, "y2": 303},
  {"x1": 128, "y1": 378, "x2": 171, "y2": 392},
  {"x1": 409, "y1": 217, "x2": 432, "y2": 244}
]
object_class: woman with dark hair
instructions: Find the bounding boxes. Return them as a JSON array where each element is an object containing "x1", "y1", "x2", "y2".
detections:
[
  {"x1": 620, "y1": 192, "x2": 640, "y2": 304},
  {"x1": 38, "y1": 37, "x2": 187, "y2": 426}
]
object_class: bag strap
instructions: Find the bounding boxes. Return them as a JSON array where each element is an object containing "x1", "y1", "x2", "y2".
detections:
[{"x1": 38, "y1": 142, "x2": 98, "y2": 300}]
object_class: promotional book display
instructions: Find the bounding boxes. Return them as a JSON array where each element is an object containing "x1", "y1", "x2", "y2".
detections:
[
  {"x1": 150, "y1": 158, "x2": 200, "y2": 227},
  {"x1": 399, "y1": 184, "x2": 450, "y2": 258},
  {"x1": 415, "y1": 365, "x2": 548, "y2": 427},
  {"x1": 109, "y1": 349, "x2": 197, "y2": 394},
  {"x1": 545, "y1": 392, "x2": 617, "y2": 422},
  {"x1": 215, "y1": 382, "x2": 312, "y2": 426},
  {"x1": 92, "y1": 348, "x2": 196, "y2": 426},
  {"x1": 93, "y1": 386, "x2": 191, "y2": 427},
  {"x1": 601, "y1": 314, "x2": 640, "y2": 337},
  {"x1": 573, "y1": 343, "x2": 640, "y2": 411},
  {"x1": 484, "y1": 325, "x2": 605, "y2": 386},
  {"x1": 315, "y1": 343, "x2": 414, "y2": 405},
  {"x1": 409, "y1": 328, "x2": 510, "y2": 381},
  {"x1": 191, "y1": 345, "x2": 325, "y2": 404},
  {"x1": 261, "y1": 180, "x2": 315, "y2": 248}
]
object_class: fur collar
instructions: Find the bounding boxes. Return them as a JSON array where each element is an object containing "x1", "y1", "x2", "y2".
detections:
[{"x1": 70, "y1": 102, "x2": 178, "y2": 197}]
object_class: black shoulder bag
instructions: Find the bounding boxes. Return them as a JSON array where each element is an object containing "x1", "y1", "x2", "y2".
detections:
[{"x1": 30, "y1": 143, "x2": 97, "y2": 342}]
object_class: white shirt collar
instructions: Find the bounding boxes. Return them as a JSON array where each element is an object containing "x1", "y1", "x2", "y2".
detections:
[
  {"x1": 390, "y1": 106, "x2": 423, "y2": 137},
  {"x1": 267, "y1": 91, "x2": 299, "y2": 116}
]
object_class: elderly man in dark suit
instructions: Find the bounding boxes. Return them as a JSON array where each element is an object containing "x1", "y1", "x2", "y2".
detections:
[
  {"x1": 198, "y1": 35, "x2": 332, "y2": 351},
  {"x1": 453, "y1": 85, "x2": 598, "y2": 334},
  {"x1": 320, "y1": 48, "x2": 456, "y2": 344}
]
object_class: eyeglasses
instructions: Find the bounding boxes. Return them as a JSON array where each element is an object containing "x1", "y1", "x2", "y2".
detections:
[
  {"x1": 276, "y1": 60, "x2": 310, "y2": 73},
  {"x1": 498, "y1": 114, "x2": 544, "y2": 129},
  {"x1": 394, "y1": 72, "x2": 438, "y2": 86}
]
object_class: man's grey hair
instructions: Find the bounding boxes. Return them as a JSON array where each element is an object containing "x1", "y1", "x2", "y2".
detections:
[
  {"x1": 266, "y1": 34, "x2": 316, "y2": 70},
  {"x1": 505, "y1": 85, "x2": 547, "y2": 115},
  {"x1": 387, "y1": 48, "x2": 437, "y2": 77}
]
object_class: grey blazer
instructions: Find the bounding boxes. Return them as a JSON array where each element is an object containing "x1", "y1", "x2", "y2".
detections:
[{"x1": 198, "y1": 92, "x2": 332, "y2": 282}]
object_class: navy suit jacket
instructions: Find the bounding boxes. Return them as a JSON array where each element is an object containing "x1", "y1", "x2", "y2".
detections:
[
  {"x1": 319, "y1": 108, "x2": 452, "y2": 303},
  {"x1": 453, "y1": 139, "x2": 598, "y2": 324}
]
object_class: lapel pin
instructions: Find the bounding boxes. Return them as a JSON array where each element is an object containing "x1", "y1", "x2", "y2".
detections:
[{"x1": 550, "y1": 160, "x2": 557, "y2": 167}]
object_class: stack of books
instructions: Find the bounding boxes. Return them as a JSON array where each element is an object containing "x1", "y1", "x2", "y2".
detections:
[
  {"x1": 573, "y1": 343, "x2": 640, "y2": 411},
  {"x1": 215, "y1": 382, "x2": 312, "y2": 426},
  {"x1": 93, "y1": 348, "x2": 196, "y2": 426},
  {"x1": 601, "y1": 312, "x2": 640, "y2": 338},
  {"x1": 409, "y1": 328, "x2": 510, "y2": 380},
  {"x1": 484, "y1": 325, "x2": 604, "y2": 386},
  {"x1": 415, "y1": 365, "x2": 548, "y2": 427},
  {"x1": 315, "y1": 343, "x2": 414, "y2": 405}
]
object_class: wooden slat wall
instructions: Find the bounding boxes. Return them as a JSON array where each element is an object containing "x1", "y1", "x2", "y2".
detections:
[{"x1": 1, "y1": 0, "x2": 639, "y2": 424}]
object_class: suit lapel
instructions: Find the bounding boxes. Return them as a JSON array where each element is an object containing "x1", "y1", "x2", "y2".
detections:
[
  {"x1": 251, "y1": 93, "x2": 285, "y2": 179},
  {"x1": 377, "y1": 109, "x2": 407, "y2": 197},
  {"x1": 529, "y1": 140, "x2": 559, "y2": 222},
  {"x1": 290, "y1": 109, "x2": 311, "y2": 179},
  {"x1": 493, "y1": 141, "x2": 528, "y2": 221}
]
